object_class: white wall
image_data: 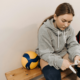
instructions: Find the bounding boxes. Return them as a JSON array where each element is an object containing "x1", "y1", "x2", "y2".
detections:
[{"x1": 0, "y1": 0, "x2": 80, "y2": 80}]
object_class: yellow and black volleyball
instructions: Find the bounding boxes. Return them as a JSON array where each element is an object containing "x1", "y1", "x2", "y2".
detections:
[{"x1": 21, "y1": 51, "x2": 39, "y2": 69}]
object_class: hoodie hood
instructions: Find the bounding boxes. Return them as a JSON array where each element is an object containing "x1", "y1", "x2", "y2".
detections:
[
  {"x1": 43, "y1": 18, "x2": 70, "y2": 48},
  {"x1": 43, "y1": 18, "x2": 70, "y2": 35}
]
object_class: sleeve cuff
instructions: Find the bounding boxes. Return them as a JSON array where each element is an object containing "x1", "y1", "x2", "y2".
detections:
[
  {"x1": 73, "y1": 54, "x2": 80, "y2": 62},
  {"x1": 56, "y1": 58, "x2": 64, "y2": 69}
]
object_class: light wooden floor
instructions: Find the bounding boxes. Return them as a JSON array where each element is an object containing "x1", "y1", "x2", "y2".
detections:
[
  {"x1": 31, "y1": 73, "x2": 77, "y2": 80},
  {"x1": 62, "y1": 73, "x2": 77, "y2": 80}
]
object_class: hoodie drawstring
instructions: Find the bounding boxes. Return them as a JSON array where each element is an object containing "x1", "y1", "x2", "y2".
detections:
[
  {"x1": 63, "y1": 31, "x2": 66, "y2": 43},
  {"x1": 58, "y1": 31, "x2": 59, "y2": 48},
  {"x1": 57, "y1": 31, "x2": 66, "y2": 49}
]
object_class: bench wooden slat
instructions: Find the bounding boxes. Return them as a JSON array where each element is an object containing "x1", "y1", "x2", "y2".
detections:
[
  {"x1": 5, "y1": 67, "x2": 42, "y2": 80},
  {"x1": 5, "y1": 67, "x2": 73, "y2": 80}
]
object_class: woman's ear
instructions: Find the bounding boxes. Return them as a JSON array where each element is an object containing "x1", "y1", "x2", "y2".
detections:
[{"x1": 53, "y1": 14, "x2": 57, "y2": 20}]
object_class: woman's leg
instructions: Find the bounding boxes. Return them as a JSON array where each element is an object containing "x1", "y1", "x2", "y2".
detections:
[
  {"x1": 42, "y1": 65, "x2": 61, "y2": 80},
  {"x1": 62, "y1": 53, "x2": 74, "y2": 64}
]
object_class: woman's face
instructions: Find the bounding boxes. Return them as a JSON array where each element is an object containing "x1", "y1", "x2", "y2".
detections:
[{"x1": 54, "y1": 14, "x2": 73, "y2": 31}]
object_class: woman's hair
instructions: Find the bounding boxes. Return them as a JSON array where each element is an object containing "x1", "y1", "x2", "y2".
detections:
[{"x1": 38, "y1": 2, "x2": 75, "y2": 30}]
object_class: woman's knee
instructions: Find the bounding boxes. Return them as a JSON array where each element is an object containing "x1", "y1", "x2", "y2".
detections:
[{"x1": 42, "y1": 65, "x2": 61, "y2": 80}]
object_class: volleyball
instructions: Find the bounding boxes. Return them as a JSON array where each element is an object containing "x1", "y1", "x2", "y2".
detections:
[{"x1": 21, "y1": 51, "x2": 39, "y2": 69}]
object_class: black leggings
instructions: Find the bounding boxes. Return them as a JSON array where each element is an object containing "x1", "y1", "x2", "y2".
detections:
[
  {"x1": 42, "y1": 65, "x2": 61, "y2": 80},
  {"x1": 41, "y1": 65, "x2": 80, "y2": 80}
]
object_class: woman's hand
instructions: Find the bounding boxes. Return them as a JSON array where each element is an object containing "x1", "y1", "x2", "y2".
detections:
[
  {"x1": 74, "y1": 55, "x2": 80, "y2": 67},
  {"x1": 61, "y1": 59, "x2": 73, "y2": 71}
]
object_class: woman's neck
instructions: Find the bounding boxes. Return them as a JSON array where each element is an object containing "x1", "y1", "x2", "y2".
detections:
[
  {"x1": 53, "y1": 21, "x2": 63, "y2": 31},
  {"x1": 53, "y1": 21, "x2": 56, "y2": 28}
]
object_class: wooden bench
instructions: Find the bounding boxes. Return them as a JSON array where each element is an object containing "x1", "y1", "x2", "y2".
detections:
[{"x1": 5, "y1": 66, "x2": 75, "y2": 80}]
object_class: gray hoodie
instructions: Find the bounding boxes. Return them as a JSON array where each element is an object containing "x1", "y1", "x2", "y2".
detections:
[{"x1": 35, "y1": 18, "x2": 80, "y2": 70}]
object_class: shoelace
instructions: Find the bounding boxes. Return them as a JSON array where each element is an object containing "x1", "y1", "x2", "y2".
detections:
[{"x1": 69, "y1": 60, "x2": 80, "y2": 74}]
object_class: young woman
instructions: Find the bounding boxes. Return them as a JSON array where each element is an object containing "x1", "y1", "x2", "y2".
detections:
[{"x1": 35, "y1": 2, "x2": 80, "y2": 80}]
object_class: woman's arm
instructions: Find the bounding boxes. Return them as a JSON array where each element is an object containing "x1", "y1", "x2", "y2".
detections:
[{"x1": 66, "y1": 27, "x2": 80, "y2": 62}]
